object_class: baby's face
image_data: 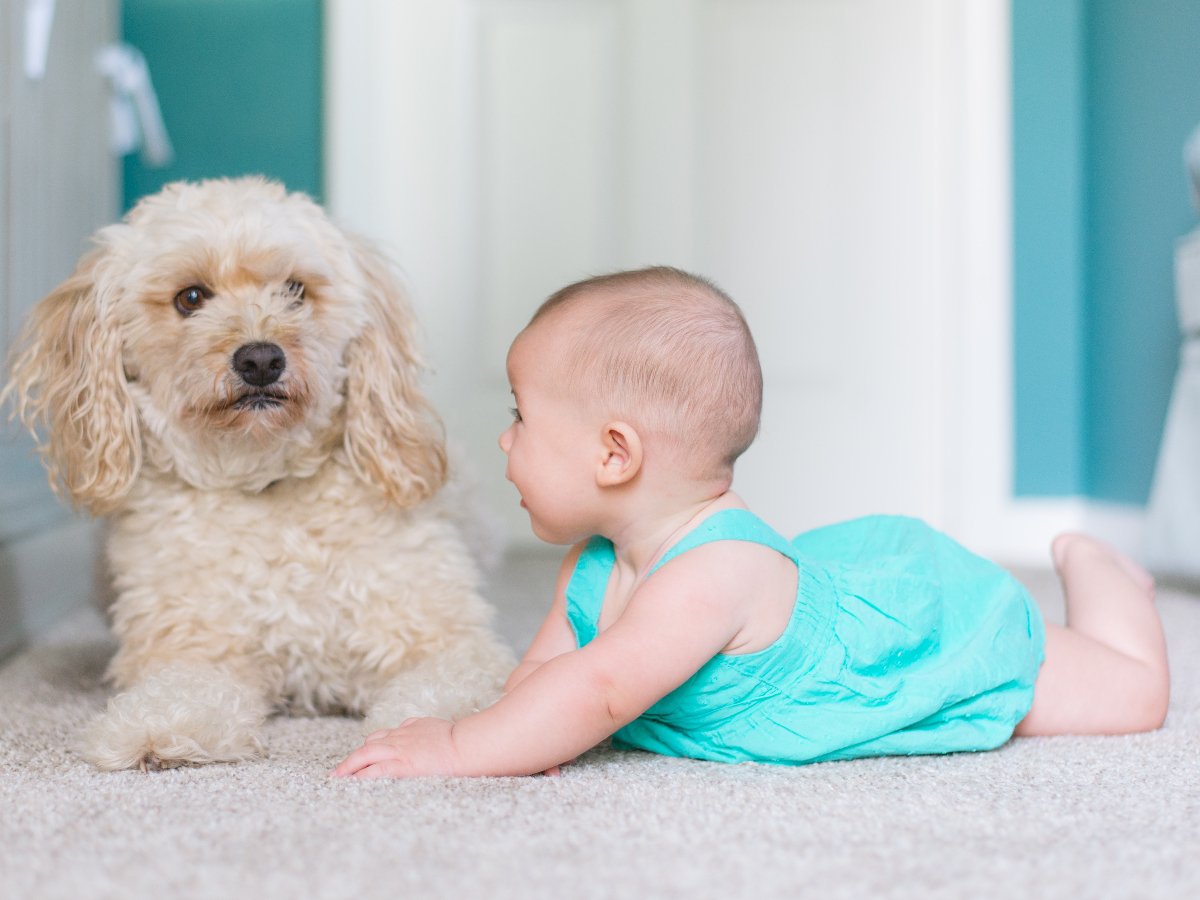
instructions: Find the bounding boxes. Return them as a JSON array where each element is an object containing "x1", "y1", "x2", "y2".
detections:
[{"x1": 499, "y1": 321, "x2": 605, "y2": 544}]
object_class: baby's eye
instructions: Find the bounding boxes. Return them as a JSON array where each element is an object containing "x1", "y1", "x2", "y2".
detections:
[{"x1": 508, "y1": 407, "x2": 522, "y2": 423}]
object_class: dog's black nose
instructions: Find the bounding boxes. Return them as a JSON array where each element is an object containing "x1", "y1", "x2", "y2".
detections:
[{"x1": 232, "y1": 342, "x2": 286, "y2": 387}]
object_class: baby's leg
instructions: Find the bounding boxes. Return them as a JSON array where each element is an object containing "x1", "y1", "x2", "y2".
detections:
[{"x1": 1015, "y1": 534, "x2": 1169, "y2": 736}]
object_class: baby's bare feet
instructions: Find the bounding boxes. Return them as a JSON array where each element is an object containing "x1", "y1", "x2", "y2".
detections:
[{"x1": 1051, "y1": 533, "x2": 1156, "y2": 598}]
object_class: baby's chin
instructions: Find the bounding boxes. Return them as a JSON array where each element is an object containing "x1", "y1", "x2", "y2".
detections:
[{"x1": 527, "y1": 518, "x2": 591, "y2": 547}]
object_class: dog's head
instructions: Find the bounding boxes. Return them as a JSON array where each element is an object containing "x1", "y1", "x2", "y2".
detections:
[{"x1": 3, "y1": 176, "x2": 446, "y2": 514}]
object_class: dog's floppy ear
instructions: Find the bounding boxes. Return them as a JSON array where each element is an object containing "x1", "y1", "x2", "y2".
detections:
[
  {"x1": 342, "y1": 237, "x2": 447, "y2": 507},
  {"x1": 2, "y1": 246, "x2": 141, "y2": 515}
]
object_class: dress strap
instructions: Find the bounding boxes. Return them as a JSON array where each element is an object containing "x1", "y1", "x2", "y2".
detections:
[
  {"x1": 566, "y1": 510, "x2": 794, "y2": 648},
  {"x1": 564, "y1": 535, "x2": 615, "y2": 647},
  {"x1": 648, "y1": 509, "x2": 797, "y2": 577}
]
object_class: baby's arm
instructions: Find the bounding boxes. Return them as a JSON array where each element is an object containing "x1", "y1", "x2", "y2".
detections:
[
  {"x1": 333, "y1": 548, "x2": 748, "y2": 778},
  {"x1": 503, "y1": 542, "x2": 585, "y2": 693}
]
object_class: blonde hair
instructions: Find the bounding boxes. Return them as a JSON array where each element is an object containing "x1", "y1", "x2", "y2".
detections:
[{"x1": 528, "y1": 266, "x2": 762, "y2": 477}]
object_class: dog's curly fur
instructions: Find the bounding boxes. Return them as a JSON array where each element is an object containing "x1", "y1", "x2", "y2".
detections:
[{"x1": 2, "y1": 177, "x2": 514, "y2": 771}]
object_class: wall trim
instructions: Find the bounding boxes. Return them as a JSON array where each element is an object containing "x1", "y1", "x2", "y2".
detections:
[
  {"x1": 939, "y1": 0, "x2": 1021, "y2": 557},
  {"x1": 980, "y1": 496, "x2": 1145, "y2": 567},
  {"x1": 1080, "y1": 501, "x2": 1149, "y2": 559}
]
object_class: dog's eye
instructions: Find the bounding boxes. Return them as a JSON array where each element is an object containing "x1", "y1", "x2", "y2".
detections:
[
  {"x1": 284, "y1": 280, "x2": 305, "y2": 303},
  {"x1": 173, "y1": 285, "x2": 211, "y2": 317}
]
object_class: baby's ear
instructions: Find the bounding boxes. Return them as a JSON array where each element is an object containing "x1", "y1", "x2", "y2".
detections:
[
  {"x1": 2, "y1": 246, "x2": 141, "y2": 515},
  {"x1": 341, "y1": 235, "x2": 447, "y2": 507},
  {"x1": 596, "y1": 421, "x2": 642, "y2": 487}
]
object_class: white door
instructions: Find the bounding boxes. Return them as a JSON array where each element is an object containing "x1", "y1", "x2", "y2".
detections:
[{"x1": 328, "y1": 0, "x2": 1010, "y2": 550}]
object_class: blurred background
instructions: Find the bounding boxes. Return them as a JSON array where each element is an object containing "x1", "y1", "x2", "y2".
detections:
[{"x1": 2, "y1": 0, "x2": 1198, "y2": 652}]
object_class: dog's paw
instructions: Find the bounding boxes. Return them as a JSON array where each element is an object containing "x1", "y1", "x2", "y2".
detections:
[
  {"x1": 83, "y1": 715, "x2": 265, "y2": 772},
  {"x1": 363, "y1": 640, "x2": 513, "y2": 732},
  {"x1": 136, "y1": 753, "x2": 191, "y2": 773},
  {"x1": 81, "y1": 664, "x2": 270, "y2": 771}
]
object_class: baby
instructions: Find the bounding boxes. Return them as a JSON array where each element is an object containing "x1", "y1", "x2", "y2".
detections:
[{"x1": 334, "y1": 266, "x2": 1170, "y2": 778}]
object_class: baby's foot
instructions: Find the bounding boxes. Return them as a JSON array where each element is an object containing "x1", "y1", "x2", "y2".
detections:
[{"x1": 1051, "y1": 533, "x2": 1156, "y2": 599}]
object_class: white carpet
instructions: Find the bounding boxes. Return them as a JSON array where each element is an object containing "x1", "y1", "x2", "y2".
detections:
[{"x1": 1, "y1": 550, "x2": 1197, "y2": 900}]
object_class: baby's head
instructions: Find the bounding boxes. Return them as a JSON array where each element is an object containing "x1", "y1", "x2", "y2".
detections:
[{"x1": 515, "y1": 266, "x2": 762, "y2": 482}]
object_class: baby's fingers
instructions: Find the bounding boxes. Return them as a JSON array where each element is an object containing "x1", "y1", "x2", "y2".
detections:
[
  {"x1": 331, "y1": 741, "x2": 403, "y2": 778},
  {"x1": 364, "y1": 718, "x2": 420, "y2": 743},
  {"x1": 350, "y1": 760, "x2": 416, "y2": 780}
]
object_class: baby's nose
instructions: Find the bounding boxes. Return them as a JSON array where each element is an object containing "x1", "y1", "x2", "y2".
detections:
[{"x1": 498, "y1": 425, "x2": 513, "y2": 454}]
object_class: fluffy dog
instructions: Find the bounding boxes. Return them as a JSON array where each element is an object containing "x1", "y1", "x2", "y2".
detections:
[{"x1": 3, "y1": 176, "x2": 514, "y2": 771}]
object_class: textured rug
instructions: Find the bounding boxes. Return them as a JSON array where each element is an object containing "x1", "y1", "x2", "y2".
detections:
[{"x1": 1, "y1": 550, "x2": 1197, "y2": 900}]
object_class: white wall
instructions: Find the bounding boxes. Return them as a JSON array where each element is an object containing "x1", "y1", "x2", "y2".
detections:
[{"x1": 327, "y1": 0, "x2": 1102, "y2": 566}]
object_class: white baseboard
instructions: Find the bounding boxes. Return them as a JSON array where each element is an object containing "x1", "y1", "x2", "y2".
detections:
[
  {"x1": 0, "y1": 518, "x2": 100, "y2": 660},
  {"x1": 1080, "y1": 501, "x2": 1148, "y2": 558},
  {"x1": 972, "y1": 497, "x2": 1146, "y2": 568}
]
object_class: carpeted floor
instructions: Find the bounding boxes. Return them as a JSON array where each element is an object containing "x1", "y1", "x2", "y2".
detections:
[{"x1": 1, "y1": 548, "x2": 1197, "y2": 900}]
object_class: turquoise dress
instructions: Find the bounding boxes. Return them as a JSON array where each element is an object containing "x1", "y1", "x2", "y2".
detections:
[{"x1": 565, "y1": 510, "x2": 1045, "y2": 765}]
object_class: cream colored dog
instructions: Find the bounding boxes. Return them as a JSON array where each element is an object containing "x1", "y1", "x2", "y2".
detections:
[{"x1": 3, "y1": 177, "x2": 514, "y2": 771}]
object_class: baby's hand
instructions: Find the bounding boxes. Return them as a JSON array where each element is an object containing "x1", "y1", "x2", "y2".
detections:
[{"x1": 331, "y1": 717, "x2": 460, "y2": 779}]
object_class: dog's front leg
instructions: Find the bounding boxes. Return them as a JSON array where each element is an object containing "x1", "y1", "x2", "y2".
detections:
[
  {"x1": 363, "y1": 635, "x2": 515, "y2": 733},
  {"x1": 82, "y1": 662, "x2": 270, "y2": 771}
]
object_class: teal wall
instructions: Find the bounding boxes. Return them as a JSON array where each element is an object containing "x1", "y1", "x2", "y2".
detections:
[
  {"x1": 122, "y1": 0, "x2": 323, "y2": 210},
  {"x1": 1083, "y1": 1, "x2": 1200, "y2": 502},
  {"x1": 1012, "y1": 0, "x2": 1200, "y2": 503},
  {"x1": 1012, "y1": 0, "x2": 1087, "y2": 496}
]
